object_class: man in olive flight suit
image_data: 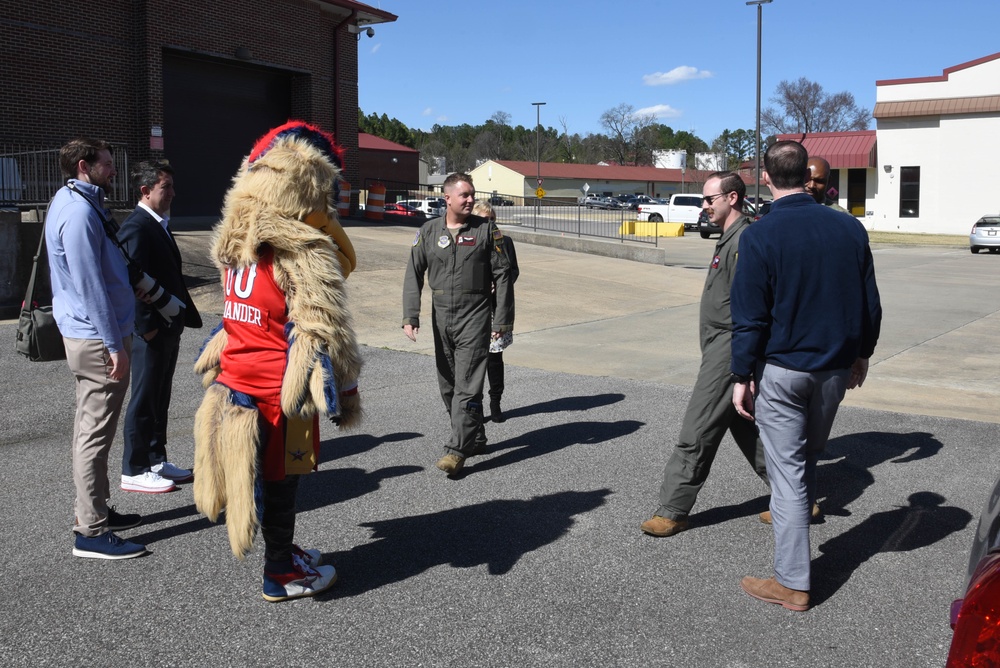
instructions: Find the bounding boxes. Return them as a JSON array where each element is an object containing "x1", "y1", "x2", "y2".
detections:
[
  {"x1": 640, "y1": 171, "x2": 769, "y2": 537},
  {"x1": 402, "y1": 172, "x2": 514, "y2": 477}
]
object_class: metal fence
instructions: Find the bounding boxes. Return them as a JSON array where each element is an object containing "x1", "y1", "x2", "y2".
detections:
[
  {"x1": 362, "y1": 178, "x2": 662, "y2": 246},
  {"x1": 0, "y1": 143, "x2": 130, "y2": 207}
]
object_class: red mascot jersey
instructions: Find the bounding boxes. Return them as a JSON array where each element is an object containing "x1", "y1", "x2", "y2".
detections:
[
  {"x1": 216, "y1": 248, "x2": 288, "y2": 403},
  {"x1": 216, "y1": 247, "x2": 319, "y2": 479}
]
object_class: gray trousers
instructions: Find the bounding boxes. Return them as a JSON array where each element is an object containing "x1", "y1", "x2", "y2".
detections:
[
  {"x1": 756, "y1": 364, "x2": 848, "y2": 591},
  {"x1": 65, "y1": 336, "x2": 132, "y2": 537},
  {"x1": 656, "y1": 329, "x2": 768, "y2": 519}
]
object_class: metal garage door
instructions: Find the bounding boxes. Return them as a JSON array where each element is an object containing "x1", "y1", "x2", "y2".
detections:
[{"x1": 163, "y1": 51, "x2": 292, "y2": 217}]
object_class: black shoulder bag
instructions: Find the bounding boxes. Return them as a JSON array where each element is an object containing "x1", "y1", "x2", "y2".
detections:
[{"x1": 15, "y1": 214, "x2": 66, "y2": 362}]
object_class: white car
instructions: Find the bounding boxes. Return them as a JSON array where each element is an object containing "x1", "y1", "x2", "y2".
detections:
[
  {"x1": 970, "y1": 216, "x2": 1000, "y2": 254},
  {"x1": 399, "y1": 199, "x2": 444, "y2": 217}
]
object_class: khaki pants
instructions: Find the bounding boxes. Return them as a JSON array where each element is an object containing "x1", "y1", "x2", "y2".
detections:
[{"x1": 65, "y1": 337, "x2": 131, "y2": 537}]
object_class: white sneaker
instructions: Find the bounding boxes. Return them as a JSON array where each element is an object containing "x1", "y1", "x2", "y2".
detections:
[
  {"x1": 151, "y1": 462, "x2": 193, "y2": 482},
  {"x1": 121, "y1": 471, "x2": 176, "y2": 494},
  {"x1": 292, "y1": 544, "x2": 322, "y2": 569}
]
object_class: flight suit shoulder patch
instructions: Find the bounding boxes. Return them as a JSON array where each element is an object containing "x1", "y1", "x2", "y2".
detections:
[
  {"x1": 412, "y1": 230, "x2": 421, "y2": 246},
  {"x1": 492, "y1": 228, "x2": 503, "y2": 241}
]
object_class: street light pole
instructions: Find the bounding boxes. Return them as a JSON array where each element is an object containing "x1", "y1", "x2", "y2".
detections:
[
  {"x1": 747, "y1": 0, "x2": 771, "y2": 211},
  {"x1": 532, "y1": 102, "x2": 545, "y2": 210}
]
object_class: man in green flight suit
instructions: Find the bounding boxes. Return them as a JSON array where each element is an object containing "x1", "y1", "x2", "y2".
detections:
[
  {"x1": 641, "y1": 171, "x2": 769, "y2": 537},
  {"x1": 402, "y1": 172, "x2": 515, "y2": 477}
]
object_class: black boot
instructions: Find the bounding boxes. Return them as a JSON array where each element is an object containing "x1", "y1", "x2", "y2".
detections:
[{"x1": 487, "y1": 352, "x2": 505, "y2": 422}]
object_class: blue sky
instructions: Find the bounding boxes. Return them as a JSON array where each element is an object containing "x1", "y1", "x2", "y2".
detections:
[{"x1": 358, "y1": 0, "x2": 1000, "y2": 145}]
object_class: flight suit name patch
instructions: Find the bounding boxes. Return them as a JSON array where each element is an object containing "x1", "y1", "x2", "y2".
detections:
[{"x1": 457, "y1": 235, "x2": 476, "y2": 246}]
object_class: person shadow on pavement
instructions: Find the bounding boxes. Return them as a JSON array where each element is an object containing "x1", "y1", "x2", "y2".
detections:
[
  {"x1": 686, "y1": 431, "x2": 944, "y2": 530},
  {"x1": 319, "y1": 431, "x2": 423, "y2": 463},
  {"x1": 127, "y1": 432, "x2": 425, "y2": 546},
  {"x1": 817, "y1": 431, "x2": 942, "y2": 519},
  {"x1": 297, "y1": 464, "x2": 423, "y2": 512},
  {"x1": 810, "y1": 491, "x2": 972, "y2": 605},
  {"x1": 317, "y1": 488, "x2": 612, "y2": 598},
  {"x1": 462, "y1": 420, "x2": 644, "y2": 476},
  {"x1": 498, "y1": 393, "x2": 626, "y2": 421}
]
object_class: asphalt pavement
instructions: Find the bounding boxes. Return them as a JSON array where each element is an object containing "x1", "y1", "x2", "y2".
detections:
[{"x1": 0, "y1": 217, "x2": 998, "y2": 667}]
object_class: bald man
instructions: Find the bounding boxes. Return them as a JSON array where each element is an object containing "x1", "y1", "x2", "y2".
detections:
[{"x1": 805, "y1": 157, "x2": 850, "y2": 214}]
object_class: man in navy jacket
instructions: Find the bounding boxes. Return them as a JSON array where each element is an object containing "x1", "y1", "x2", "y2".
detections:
[
  {"x1": 730, "y1": 141, "x2": 882, "y2": 611},
  {"x1": 119, "y1": 160, "x2": 202, "y2": 493}
]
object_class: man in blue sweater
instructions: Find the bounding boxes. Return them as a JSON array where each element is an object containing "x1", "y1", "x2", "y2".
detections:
[
  {"x1": 47, "y1": 138, "x2": 146, "y2": 560},
  {"x1": 730, "y1": 140, "x2": 882, "y2": 611}
]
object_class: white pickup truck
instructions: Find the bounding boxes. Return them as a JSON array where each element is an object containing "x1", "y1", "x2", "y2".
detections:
[{"x1": 636, "y1": 194, "x2": 703, "y2": 230}]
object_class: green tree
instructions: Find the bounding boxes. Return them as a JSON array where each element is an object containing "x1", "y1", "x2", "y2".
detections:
[{"x1": 712, "y1": 128, "x2": 758, "y2": 170}]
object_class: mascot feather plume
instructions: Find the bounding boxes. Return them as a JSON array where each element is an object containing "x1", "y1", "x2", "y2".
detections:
[{"x1": 193, "y1": 121, "x2": 362, "y2": 566}]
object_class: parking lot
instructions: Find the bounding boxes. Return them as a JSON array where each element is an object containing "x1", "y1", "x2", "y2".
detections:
[{"x1": 0, "y1": 221, "x2": 997, "y2": 666}]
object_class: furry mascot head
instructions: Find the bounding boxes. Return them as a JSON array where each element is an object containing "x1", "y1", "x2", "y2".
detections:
[
  {"x1": 193, "y1": 121, "x2": 363, "y2": 559},
  {"x1": 215, "y1": 120, "x2": 356, "y2": 278}
]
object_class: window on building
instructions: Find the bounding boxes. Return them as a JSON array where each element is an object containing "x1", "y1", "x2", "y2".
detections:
[{"x1": 899, "y1": 166, "x2": 920, "y2": 218}]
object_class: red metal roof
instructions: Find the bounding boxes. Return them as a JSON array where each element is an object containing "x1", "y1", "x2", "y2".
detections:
[
  {"x1": 775, "y1": 131, "x2": 877, "y2": 169},
  {"x1": 358, "y1": 133, "x2": 418, "y2": 153},
  {"x1": 493, "y1": 160, "x2": 752, "y2": 184}
]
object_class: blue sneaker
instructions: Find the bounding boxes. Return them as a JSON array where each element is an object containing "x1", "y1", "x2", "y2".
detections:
[
  {"x1": 73, "y1": 532, "x2": 147, "y2": 560},
  {"x1": 262, "y1": 559, "x2": 337, "y2": 602}
]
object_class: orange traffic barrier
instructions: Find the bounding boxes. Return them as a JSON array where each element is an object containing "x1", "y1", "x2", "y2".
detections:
[
  {"x1": 365, "y1": 183, "x2": 385, "y2": 221},
  {"x1": 337, "y1": 180, "x2": 350, "y2": 219}
]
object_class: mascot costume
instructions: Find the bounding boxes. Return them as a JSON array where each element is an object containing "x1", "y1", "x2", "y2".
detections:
[{"x1": 193, "y1": 121, "x2": 362, "y2": 602}]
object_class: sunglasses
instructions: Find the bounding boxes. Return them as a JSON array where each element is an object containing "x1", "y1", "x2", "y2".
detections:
[{"x1": 702, "y1": 192, "x2": 732, "y2": 206}]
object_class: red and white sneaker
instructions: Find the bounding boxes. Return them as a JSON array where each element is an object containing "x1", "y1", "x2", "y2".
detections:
[
  {"x1": 262, "y1": 560, "x2": 337, "y2": 602},
  {"x1": 291, "y1": 544, "x2": 322, "y2": 569}
]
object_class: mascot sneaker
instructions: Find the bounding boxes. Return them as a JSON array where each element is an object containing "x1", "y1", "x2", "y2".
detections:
[
  {"x1": 292, "y1": 544, "x2": 322, "y2": 568},
  {"x1": 262, "y1": 561, "x2": 337, "y2": 602}
]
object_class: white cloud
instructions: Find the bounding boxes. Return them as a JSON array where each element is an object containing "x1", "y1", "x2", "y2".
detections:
[
  {"x1": 635, "y1": 104, "x2": 683, "y2": 119},
  {"x1": 642, "y1": 66, "x2": 712, "y2": 86},
  {"x1": 422, "y1": 108, "x2": 433, "y2": 116},
  {"x1": 371, "y1": 43, "x2": 381, "y2": 54},
  {"x1": 436, "y1": 115, "x2": 449, "y2": 122}
]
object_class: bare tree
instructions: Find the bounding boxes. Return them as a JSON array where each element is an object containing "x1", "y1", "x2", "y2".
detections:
[
  {"x1": 762, "y1": 78, "x2": 871, "y2": 135},
  {"x1": 599, "y1": 103, "x2": 658, "y2": 165},
  {"x1": 486, "y1": 110, "x2": 512, "y2": 159}
]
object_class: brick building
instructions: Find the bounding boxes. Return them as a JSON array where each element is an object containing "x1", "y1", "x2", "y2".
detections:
[{"x1": 0, "y1": 0, "x2": 396, "y2": 216}]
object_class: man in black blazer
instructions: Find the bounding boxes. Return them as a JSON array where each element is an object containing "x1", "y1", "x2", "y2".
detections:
[{"x1": 119, "y1": 160, "x2": 202, "y2": 493}]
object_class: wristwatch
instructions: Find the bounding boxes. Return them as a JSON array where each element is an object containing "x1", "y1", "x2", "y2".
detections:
[{"x1": 730, "y1": 372, "x2": 752, "y2": 384}]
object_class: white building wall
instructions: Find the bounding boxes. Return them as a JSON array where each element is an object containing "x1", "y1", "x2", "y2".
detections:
[
  {"x1": 877, "y1": 57, "x2": 1000, "y2": 102},
  {"x1": 874, "y1": 113, "x2": 1000, "y2": 234},
  {"x1": 874, "y1": 55, "x2": 1000, "y2": 234}
]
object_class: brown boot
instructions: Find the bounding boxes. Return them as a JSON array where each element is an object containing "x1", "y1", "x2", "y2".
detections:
[
  {"x1": 640, "y1": 515, "x2": 689, "y2": 537},
  {"x1": 740, "y1": 576, "x2": 810, "y2": 611},
  {"x1": 759, "y1": 503, "x2": 821, "y2": 525},
  {"x1": 436, "y1": 454, "x2": 465, "y2": 476}
]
